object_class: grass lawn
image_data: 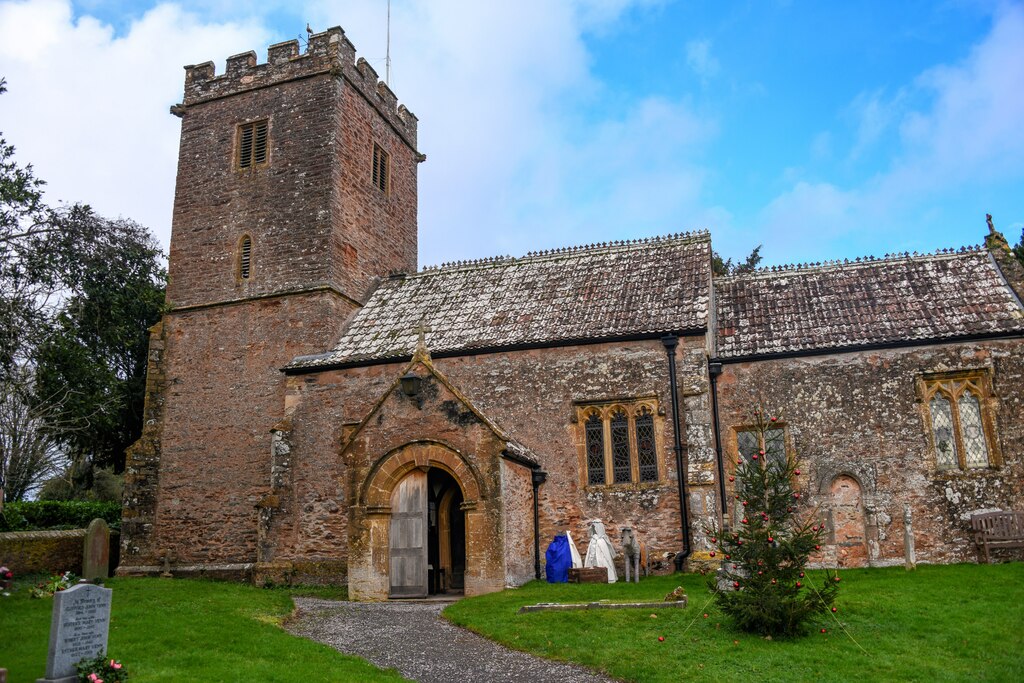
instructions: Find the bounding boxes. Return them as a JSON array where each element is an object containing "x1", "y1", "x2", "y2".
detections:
[
  {"x1": 444, "y1": 563, "x2": 1024, "y2": 682},
  {"x1": 0, "y1": 577, "x2": 405, "y2": 683}
]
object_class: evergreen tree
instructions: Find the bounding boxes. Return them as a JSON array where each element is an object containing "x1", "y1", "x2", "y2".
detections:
[{"x1": 708, "y1": 407, "x2": 838, "y2": 637}]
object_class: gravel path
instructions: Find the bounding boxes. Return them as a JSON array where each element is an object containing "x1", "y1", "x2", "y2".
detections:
[{"x1": 287, "y1": 597, "x2": 617, "y2": 683}]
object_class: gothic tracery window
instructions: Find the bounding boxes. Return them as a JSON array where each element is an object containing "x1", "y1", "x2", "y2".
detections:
[
  {"x1": 585, "y1": 413, "x2": 606, "y2": 485},
  {"x1": 578, "y1": 401, "x2": 661, "y2": 486},
  {"x1": 922, "y1": 372, "x2": 999, "y2": 471}
]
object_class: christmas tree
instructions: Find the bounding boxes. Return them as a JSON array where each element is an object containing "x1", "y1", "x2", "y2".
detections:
[{"x1": 708, "y1": 407, "x2": 838, "y2": 636}]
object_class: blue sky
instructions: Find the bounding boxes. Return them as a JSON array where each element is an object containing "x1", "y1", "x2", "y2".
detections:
[{"x1": 1, "y1": 0, "x2": 1021, "y2": 268}]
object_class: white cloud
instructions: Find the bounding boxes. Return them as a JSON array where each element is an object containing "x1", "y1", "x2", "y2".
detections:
[
  {"x1": 0, "y1": 0, "x2": 716, "y2": 265},
  {"x1": 0, "y1": 0, "x2": 269, "y2": 250},
  {"x1": 757, "y1": 3, "x2": 1024, "y2": 259},
  {"x1": 685, "y1": 39, "x2": 719, "y2": 81}
]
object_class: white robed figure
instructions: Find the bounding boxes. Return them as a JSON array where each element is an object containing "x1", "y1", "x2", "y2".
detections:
[
  {"x1": 566, "y1": 530, "x2": 583, "y2": 568},
  {"x1": 583, "y1": 519, "x2": 618, "y2": 583}
]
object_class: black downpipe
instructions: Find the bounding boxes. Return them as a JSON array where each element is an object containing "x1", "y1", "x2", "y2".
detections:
[
  {"x1": 662, "y1": 335, "x2": 691, "y2": 571},
  {"x1": 531, "y1": 469, "x2": 547, "y2": 580},
  {"x1": 708, "y1": 361, "x2": 727, "y2": 523}
]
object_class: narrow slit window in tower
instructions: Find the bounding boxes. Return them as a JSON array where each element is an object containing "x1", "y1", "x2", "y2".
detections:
[
  {"x1": 373, "y1": 143, "x2": 390, "y2": 194},
  {"x1": 239, "y1": 235, "x2": 252, "y2": 280}
]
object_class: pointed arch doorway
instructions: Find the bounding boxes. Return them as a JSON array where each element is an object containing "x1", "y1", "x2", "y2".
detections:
[{"x1": 389, "y1": 467, "x2": 466, "y2": 598}]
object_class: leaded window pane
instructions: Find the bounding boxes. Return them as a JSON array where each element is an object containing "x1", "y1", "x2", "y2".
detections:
[
  {"x1": 958, "y1": 392, "x2": 989, "y2": 468},
  {"x1": 636, "y1": 409, "x2": 658, "y2": 482},
  {"x1": 585, "y1": 414, "x2": 605, "y2": 485},
  {"x1": 737, "y1": 430, "x2": 759, "y2": 460},
  {"x1": 929, "y1": 394, "x2": 958, "y2": 469},
  {"x1": 611, "y1": 411, "x2": 631, "y2": 483},
  {"x1": 765, "y1": 428, "x2": 786, "y2": 466}
]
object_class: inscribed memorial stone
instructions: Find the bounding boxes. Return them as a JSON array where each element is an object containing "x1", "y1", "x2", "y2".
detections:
[{"x1": 38, "y1": 583, "x2": 112, "y2": 683}]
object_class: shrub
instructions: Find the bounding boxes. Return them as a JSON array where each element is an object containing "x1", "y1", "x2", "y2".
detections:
[{"x1": 0, "y1": 501, "x2": 121, "y2": 532}]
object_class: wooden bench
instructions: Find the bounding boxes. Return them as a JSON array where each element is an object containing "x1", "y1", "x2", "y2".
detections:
[{"x1": 971, "y1": 511, "x2": 1024, "y2": 563}]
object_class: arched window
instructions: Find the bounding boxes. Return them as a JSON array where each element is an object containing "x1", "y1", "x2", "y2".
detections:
[
  {"x1": 238, "y1": 235, "x2": 252, "y2": 280},
  {"x1": 577, "y1": 400, "x2": 661, "y2": 486},
  {"x1": 585, "y1": 413, "x2": 605, "y2": 485},
  {"x1": 922, "y1": 371, "x2": 999, "y2": 470},
  {"x1": 635, "y1": 407, "x2": 658, "y2": 482},
  {"x1": 610, "y1": 411, "x2": 631, "y2": 483}
]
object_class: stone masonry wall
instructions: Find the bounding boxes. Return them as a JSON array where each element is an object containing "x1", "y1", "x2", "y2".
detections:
[
  {"x1": 501, "y1": 459, "x2": 536, "y2": 587},
  {"x1": 273, "y1": 336, "x2": 712, "y2": 583},
  {"x1": 120, "y1": 291, "x2": 352, "y2": 573},
  {"x1": 714, "y1": 339, "x2": 1024, "y2": 566}
]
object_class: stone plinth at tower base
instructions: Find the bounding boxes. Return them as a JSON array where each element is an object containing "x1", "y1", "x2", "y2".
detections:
[{"x1": 37, "y1": 582, "x2": 112, "y2": 683}]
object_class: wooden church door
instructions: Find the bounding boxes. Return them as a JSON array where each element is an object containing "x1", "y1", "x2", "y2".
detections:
[{"x1": 389, "y1": 469, "x2": 428, "y2": 597}]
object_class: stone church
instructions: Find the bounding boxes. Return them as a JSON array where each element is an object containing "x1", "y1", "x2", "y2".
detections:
[{"x1": 118, "y1": 27, "x2": 1024, "y2": 600}]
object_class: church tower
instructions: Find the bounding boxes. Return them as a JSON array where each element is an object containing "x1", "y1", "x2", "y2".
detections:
[{"x1": 120, "y1": 28, "x2": 420, "y2": 575}]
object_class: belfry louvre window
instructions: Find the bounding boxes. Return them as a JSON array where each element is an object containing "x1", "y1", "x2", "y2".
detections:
[
  {"x1": 238, "y1": 235, "x2": 252, "y2": 280},
  {"x1": 579, "y1": 400, "x2": 661, "y2": 486},
  {"x1": 237, "y1": 120, "x2": 268, "y2": 169},
  {"x1": 372, "y1": 143, "x2": 390, "y2": 194},
  {"x1": 921, "y1": 371, "x2": 1000, "y2": 470}
]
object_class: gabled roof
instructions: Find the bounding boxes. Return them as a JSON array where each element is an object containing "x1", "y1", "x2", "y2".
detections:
[
  {"x1": 289, "y1": 231, "x2": 711, "y2": 369},
  {"x1": 714, "y1": 248, "x2": 1024, "y2": 359}
]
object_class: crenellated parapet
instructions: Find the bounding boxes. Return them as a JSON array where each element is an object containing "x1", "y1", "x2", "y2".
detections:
[{"x1": 181, "y1": 26, "x2": 418, "y2": 148}]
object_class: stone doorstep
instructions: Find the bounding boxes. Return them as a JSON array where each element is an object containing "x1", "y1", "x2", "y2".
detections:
[{"x1": 517, "y1": 599, "x2": 688, "y2": 613}]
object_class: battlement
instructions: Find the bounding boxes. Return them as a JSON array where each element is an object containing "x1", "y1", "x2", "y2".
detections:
[{"x1": 181, "y1": 26, "x2": 418, "y2": 148}]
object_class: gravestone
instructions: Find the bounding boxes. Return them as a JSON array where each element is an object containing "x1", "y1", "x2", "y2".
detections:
[
  {"x1": 82, "y1": 519, "x2": 110, "y2": 581},
  {"x1": 37, "y1": 582, "x2": 113, "y2": 683}
]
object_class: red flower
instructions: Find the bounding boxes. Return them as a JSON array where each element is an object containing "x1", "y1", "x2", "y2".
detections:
[
  {"x1": 794, "y1": 469, "x2": 801, "y2": 475},
  {"x1": 767, "y1": 537, "x2": 774, "y2": 543},
  {"x1": 709, "y1": 551, "x2": 716, "y2": 557},
  {"x1": 733, "y1": 581, "x2": 740, "y2": 588},
  {"x1": 742, "y1": 518, "x2": 749, "y2": 524},
  {"x1": 815, "y1": 545, "x2": 820, "y2": 551},
  {"x1": 728, "y1": 476, "x2": 734, "y2": 482},
  {"x1": 796, "y1": 581, "x2": 802, "y2": 587},
  {"x1": 821, "y1": 628, "x2": 827, "y2": 634},
  {"x1": 770, "y1": 417, "x2": 778, "y2": 422},
  {"x1": 834, "y1": 576, "x2": 841, "y2": 583},
  {"x1": 793, "y1": 493, "x2": 801, "y2": 499},
  {"x1": 742, "y1": 500, "x2": 748, "y2": 507},
  {"x1": 831, "y1": 607, "x2": 837, "y2": 613},
  {"x1": 752, "y1": 454, "x2": 759, "y2": 460}
]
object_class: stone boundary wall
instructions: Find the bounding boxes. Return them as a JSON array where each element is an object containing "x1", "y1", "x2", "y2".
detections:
[{"x1": 0, "y1": 529, "x2": 86, "y2": 575}]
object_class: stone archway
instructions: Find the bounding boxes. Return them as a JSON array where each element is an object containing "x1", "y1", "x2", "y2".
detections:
[
  {"x1": 349, "y1": 441, "x2": 497, "y2": 600},
  {"x1": 828, "y1": 474, "x2": 869, "y2": 568}
]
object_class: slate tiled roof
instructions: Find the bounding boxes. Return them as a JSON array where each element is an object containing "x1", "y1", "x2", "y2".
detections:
[
  {"x1": 289, "y1": 232, "x2": 711, "y2": 368},
  {"x1": 714, "y1": 248, "x2": 1024, "y2": 359}
]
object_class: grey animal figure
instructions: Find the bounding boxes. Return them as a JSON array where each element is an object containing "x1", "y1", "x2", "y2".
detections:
[{"x1": 620, "y1": 526, "x2": 641, "y2": 583}]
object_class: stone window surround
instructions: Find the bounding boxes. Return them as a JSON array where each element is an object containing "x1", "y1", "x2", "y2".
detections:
[
  {"x1": 574, "y1": 398, "x2": 664, "y2": 489},
  {"x1": 727, "y1": 422, "x2": 791, "y2": 467},
  {"x1": 918, "y1": 368, "x2": 1002, "y2": 471}
]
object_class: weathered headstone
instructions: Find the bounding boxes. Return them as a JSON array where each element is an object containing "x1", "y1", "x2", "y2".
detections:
[
  {"x1": 37, "y1": 582, "x2": 112, "y2": 683},
  {"x1": 83, "y1": 518, "x2": 110, "y2": 581}
]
